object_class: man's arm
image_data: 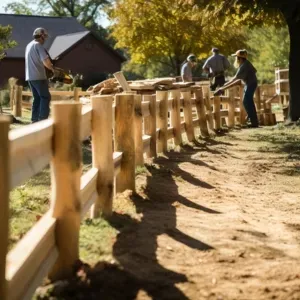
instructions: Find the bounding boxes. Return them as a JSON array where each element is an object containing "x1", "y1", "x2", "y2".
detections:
[
  {"x1": 221, "y1": 77, "x2": 241, "y2": 90},
  {"x1": 181, "y1": 64, "x2": 192, "y2": 82},
  {"x1": 223, "y1": 56, "x2": 230, "y2": 70},
  {"x1": 35, "y1": 43, "x2": 54, "y2": 72},
  {"x1": 43, "y1": 57, "x2": 54, "y2": 72},
  {"x1": 214, "y1": 76, "x2": 241, "y2": 95},
  {"x1": 202, "y1": 58, "x2": 210, "y2": 73}
]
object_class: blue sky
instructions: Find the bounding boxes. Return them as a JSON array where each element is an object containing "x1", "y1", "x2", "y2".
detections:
[{"x1": 0, "y1": 0, "x2": 110, "y2": 27}]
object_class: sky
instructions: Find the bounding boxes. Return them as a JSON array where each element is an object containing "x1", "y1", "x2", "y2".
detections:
[
  {"x1": 0, "y1": 0, "x2": 12, "y2": 13},
  {"x1": 0, "y1": 0, "x2": 110, "y2": 27}
]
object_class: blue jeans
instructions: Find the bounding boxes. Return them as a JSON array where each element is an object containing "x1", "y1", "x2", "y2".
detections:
[
  {"x1": 243, "y1": 82, "x2": 258, "y2": 126},
  {"x1": 28, "y1": 80, "x2": 51, "y2": 122}
]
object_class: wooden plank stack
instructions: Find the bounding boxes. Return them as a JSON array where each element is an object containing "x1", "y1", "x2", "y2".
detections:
[{"x1": 87, "y1": 74, "x2": 196, "y2": 95}]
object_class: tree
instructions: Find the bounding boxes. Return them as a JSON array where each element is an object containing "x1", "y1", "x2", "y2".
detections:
[
  {"x1": 192, "y1": 0, "x2": 300, "y2": 121},
  {"x1": 109, "y1": 0, "x2": 247, "y2": 76},
  {"x1": 0, "y1": 25, "x2": 17, "y2": 60},
  {"x1": 5, "y1": 0, "x2": 110, "y2": 27},
  {"x1": 247, "y1": 25, "x2": 289, "y2": 83}
]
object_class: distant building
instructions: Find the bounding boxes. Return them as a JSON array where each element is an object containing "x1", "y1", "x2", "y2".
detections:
[{"x1": 0, "y1": 14, "x2": 126, "y2": 88}]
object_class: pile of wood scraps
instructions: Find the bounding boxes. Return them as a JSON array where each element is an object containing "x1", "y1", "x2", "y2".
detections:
[
  {"x1": 128, "y1": 78, "x2": 195, "y2": 91},
  {"x1": 87, "y1": 78, "x2": 121, "y2": 95},
  {"x1": 87, "y1": 72, "x2": 198, "y2": 96}
]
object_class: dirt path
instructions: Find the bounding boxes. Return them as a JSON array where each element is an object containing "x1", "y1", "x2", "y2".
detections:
[{"x1": 37, "y1": 126, "x2": 300, "y2": 300}]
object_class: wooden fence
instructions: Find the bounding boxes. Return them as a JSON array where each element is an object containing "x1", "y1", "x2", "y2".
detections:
[
  {"x1": 0, "y1": 85, "x2": 277, "y2": 300},
  {"x1": 9, "y1": 83, "x2": 277, "y2": 126},
  {"x1": 9, "y1": 86, "x2": 92, "y2": 117}
]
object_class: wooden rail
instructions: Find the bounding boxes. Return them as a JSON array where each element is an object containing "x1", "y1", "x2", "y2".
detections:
[
  {"x1": 10, "y1": 87, "x2": 93, "y2": 118},
  {"x1": 1, "y1": 85, "x2": 278, "y2": 300}
]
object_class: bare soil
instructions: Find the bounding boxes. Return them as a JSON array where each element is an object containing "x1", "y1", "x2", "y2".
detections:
[{"x1": 36, "y1": 126, "x2": 300, "y2": 300}]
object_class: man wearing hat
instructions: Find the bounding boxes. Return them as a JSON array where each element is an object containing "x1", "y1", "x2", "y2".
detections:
[
  {"x1": 214, "y1": 49, "x2": 259, "y2": 128},
  {"x1": 203, "y1": 48, "x2": 230, "y2": 91},
  {"x1": 25, "y1": 27, "x2": 54, "y2": 123},
  {"x1": 181, "y1": 54, "x2": 197, "y2": 82}
]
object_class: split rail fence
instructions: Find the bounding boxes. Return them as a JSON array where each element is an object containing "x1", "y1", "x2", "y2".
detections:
[
  {"x1": 0, "y1": 85, "x2": 277, "y2": 300},
  {"x1": 9, "y1": 86, "x2": 92, "y2": 117},
  {"x1": 10, "y1": 83, "x2": 278, "y2": 126}
]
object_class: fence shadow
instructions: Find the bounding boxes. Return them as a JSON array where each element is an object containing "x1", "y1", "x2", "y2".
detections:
[
  {"x1": 105, "y1": 145, "x2": 217, "y2": 299},
  {"x1": 40, "y1": 144, "x2": 219, "y2": 299}
]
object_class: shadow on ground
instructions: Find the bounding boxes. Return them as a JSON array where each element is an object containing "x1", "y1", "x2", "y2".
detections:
[
  {"x1": 36, "y1": 142, "x2": 223, "y2": 300},
  {"x1": 248, "y1": 129, "x2": 300, "y2": 176}
]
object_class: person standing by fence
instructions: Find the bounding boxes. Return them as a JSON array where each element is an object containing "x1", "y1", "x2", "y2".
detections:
[
  {"x1": 203, "y1": 48, "x2": 230, "y2": 91},
  {"x1": 214, "y1": 49, "x2": 259, "y2": 128},
  {"x1": 25, "y1": 27, "x2": 54, "y2": 123},
  {"x1": 181, "y1": 54, "x2": 197, "y2": 82}
]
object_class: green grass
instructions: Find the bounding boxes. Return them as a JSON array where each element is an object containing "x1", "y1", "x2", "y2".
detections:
[
  {"x1": 9, "y1": 169, "x2": 50, "y2": 250},
  {"x1": 8, "y1": 137, "x2": 93, "y2": 250},
  {"x1": 79, "y1": 218, "x2": 119, "y2": 264}
]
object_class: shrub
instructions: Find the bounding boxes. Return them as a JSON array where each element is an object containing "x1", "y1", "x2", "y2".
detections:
[{"x1": 0, "y1": 89, "x2": 10, "y2": 106}]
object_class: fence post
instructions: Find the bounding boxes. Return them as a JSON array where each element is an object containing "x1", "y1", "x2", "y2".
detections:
[
  {"x1": 0, "y1": 116, "x2": 10, "y2": 300},
  {"x1": 10, "y1": 85, "x2": 15, "y2": 110},
  {"x1": 181, "y1": 89, "x2": 195, "y2": 142},
  {"x1": 238, "y1": 85, "x2": 247, "y2": 125},
  {"x1": 213, "y1": 96, "x2": 221, "y2": 130},
  {"x1": 134, "y1": 94, "x2": 143, "y2": 166},
  {"x1": 157, "y1": 91, "x2": 168, "y2": 153},
  {"x1": 115, "y1": 94, "x2": 135, "y2": 193},
  {"x1": 13, "y1": 86, "x2": 22, "y2": 118},
  {"x1": 144, "y1": 94, "x2": 157, "y2": 158},
  {"x1": 74, "y1": 87, "x2": 82, "y2": 102},
  {"x1": 255, "y1": 87, "x2": 264, "y2": 125},
  {"x1": 49, "y1": 101, "x2": 82, "y2": 280},
  {"x1": 228, "y1": 88, "x2": 235, "y2": 128},
  {"x1": 194, "y1": 88, "x2": 209, "y2": 137},
  {"x1": 91, "y1": 95, "x2": 114, "y2": 218},
  {"x1": 169, "y1": 89, "x2": 182, "y2": 145},
  {"x1": 202, "y1": 86, "x2": 214, "y2": 132}
]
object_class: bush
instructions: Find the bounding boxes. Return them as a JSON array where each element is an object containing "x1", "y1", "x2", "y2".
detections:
[{"x1": 0, "y1": 89, "x2": 10, "y2": 106}]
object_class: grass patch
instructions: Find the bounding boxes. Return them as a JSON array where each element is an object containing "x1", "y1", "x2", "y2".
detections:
[
  {"x1": 80, "y1": 218, "x2": 118, "y2": 264},
  {"x1": 136, "y1": 165, "x2": 148, "y2": 175},
  {"x1": 79, "y1": 192, "x2": 140, "y2": 264},
  {"x1": 9, "y1": 138, "x2": 94, "y2": 250},
  {"x1": 9, "y1": 169, "x2": 50, "y2": 250},
  {"x1": 249, "y1": 125, "x2": 300, "y2": 155}
]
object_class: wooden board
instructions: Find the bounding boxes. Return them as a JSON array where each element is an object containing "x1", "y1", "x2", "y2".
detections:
[
  {"x1": 114, "y1": 72, "x2": 131, "y2": 92},
  {"x1": 9, "y1": 119, "x2": 54, "y2": 189},
  {"x1": 6, "y1": 211, "x2": 57, "y2": 300}
]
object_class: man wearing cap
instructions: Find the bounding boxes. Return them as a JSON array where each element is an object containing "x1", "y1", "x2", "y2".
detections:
[
  {"x1": 203, "y1": 48, "x2": 230, "y2": 91},
  {"x1": 181, "y1": 54, "x2": 197, "y2": 82},
  {"x1": 214, "y1": 49, "x2": 259, "y2": 128},
  {"x1": 25, "y1": 27, "x2": 54, "y2": 123}
]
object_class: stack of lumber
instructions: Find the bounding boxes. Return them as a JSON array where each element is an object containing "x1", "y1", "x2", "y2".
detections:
[
  {"x1": 87, "y1": 78, "x2": 122, "y2": 95},
  {"x1": 88, "y1": 76, "x2": 196, "y2": 96},
  {"x1": 128, "y1": 78, "x2": 195, "y2": 91}
]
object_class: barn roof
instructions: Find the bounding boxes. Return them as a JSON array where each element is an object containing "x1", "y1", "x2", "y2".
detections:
[
  {"x1": 0, "y1": 14, "x2": 125, "y2": 62},
  {"x1": 48, "y1": 31, "x2": 90, "y2": 59}
]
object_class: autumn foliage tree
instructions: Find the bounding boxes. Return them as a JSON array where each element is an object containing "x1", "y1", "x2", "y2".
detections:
[
  {"x1": 192, "y1": 0, "x2": 300, "y2": 121},
  {"x1": 110, "y1": 0, "x2": 247, "y2": 75}
]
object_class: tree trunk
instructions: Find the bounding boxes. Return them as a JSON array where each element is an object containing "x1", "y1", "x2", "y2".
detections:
[
  {"x1": 286, "y1": 17, "x2": 300, "y2": 121},
  {"x1": 175, "y1": 57, "x2": 181, "y2": 76}
]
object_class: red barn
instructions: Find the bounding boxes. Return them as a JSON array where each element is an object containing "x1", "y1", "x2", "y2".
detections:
[{"x1": 0, "y1": 14, "x2": 126, "y2": 88}]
